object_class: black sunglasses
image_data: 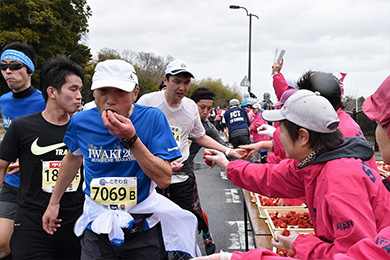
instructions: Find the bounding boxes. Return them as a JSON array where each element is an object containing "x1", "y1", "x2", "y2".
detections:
[{"x1": 0, "y1": 62, "x2": 27, "y2": 71}]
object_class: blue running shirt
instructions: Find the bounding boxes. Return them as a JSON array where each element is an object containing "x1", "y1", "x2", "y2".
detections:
[{"x1": 64, "y1": 104, "x2": 181, "y2": 204}]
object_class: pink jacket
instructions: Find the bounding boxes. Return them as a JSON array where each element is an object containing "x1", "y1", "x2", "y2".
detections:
[
  {"x1": 231, "y1": 227, "x2": 390, "y2": 260},
  {"x1": 248, "y1": 109, "x2": 255, "y2": 124},
  {"x1": 273, "y1": 73, "x2": 289, "y2": 101},
  {"x1": 227, "y1": 138, "x2": 390, "y2": 260},
  {"x1": 333, "y1": 226, "x2": 390, "y2": 260},
  {"x1": 250, "y1": 111, "x2": 271, "y2": 143},
  {"x1": 270, "y1": 108, "x2": 376, "y2": 167},
  {"x1": 337, "y1": 108, "x2": 365, "y2": 138}
]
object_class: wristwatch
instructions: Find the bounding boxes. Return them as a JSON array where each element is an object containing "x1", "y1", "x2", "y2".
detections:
[{"x1": 120, "y1": 133, "x2": 138, "y2": 149}]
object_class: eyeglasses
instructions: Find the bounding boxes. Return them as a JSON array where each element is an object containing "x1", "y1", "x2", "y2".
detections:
[{"x1": 0, "y1": 62, "x2": 27, "y2": 71}]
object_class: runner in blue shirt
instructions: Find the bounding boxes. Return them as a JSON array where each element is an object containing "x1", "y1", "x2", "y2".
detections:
[
  {"x1": 42, "y1": 59, "x2": 201, "y2": 259},
  {"x1": 0, "y1": 42, "x2": 46, "y2": 259}
]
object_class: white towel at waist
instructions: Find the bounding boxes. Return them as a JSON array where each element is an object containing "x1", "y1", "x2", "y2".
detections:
[{"x1": 74, "y1": 188, "x2": 201, "y2": 257}]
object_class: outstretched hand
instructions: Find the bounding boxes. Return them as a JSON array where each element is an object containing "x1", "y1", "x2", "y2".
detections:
[
  {"x1": 272, "y1": 230, "x2": 300, "y2": 252},
  {"x1": 204, "y1": 149, "x2": 229, "y2": 170},
  {"x1": 238, "y1": 143, "x2": 263, "y2": 159},
  {"x1": 257, "y1": 124, "x2": 276, "y2": 138},
  {"x1": 228, "y1": 148, "x2": 248, "y2": 159}
]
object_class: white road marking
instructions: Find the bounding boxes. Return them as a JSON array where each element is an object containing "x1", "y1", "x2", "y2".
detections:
[
  {"x1": 227, "y1": 221, "x2": 255, "y2": 250},
  {"x1": 224, "y1": 188, "x2": 242, "y2": 203}
]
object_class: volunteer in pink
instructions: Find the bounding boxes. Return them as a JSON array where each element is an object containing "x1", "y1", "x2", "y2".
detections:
[
  {"x1": 363, "y1": 75, "x2": 390, "y2": 190},
  {"x1": 254, "y1": 71, "x2": 377, "y2": 170},
  {"x1": 203, "y1": 89, "x2": 390, "y2": 259}
]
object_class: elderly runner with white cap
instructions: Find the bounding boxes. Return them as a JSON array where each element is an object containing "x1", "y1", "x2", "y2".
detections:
[
  {"x1": 42, "y1": 59, "x2": 201, "y2": 259},
  {"x1": 201, "y1": 89, "x2": 390, "y2": 260}
]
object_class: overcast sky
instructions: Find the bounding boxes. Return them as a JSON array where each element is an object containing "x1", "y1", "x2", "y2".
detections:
[{"x1": 85, "y1": 0, "x2": 390, "y2": 101}]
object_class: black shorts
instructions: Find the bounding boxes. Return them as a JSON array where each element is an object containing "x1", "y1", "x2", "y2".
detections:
[
  {"x1": 230, "y1": 135, "x2": 251, "y2": 148},
  {"x1": 81, "y1": 222, "x2": 166, "y2": 260},
  {"x1": 10, "y1": 227, "x2": 81, "y2": 260},
  {"x1": 0, "y1": 183, "x2": 18, "y2": 219},
  {"x1": 0, "y1": 183, "x2": 18, "y2": 203},
  {"x1": 156, "y1": 162, "x2": 209, "y2": 233}
]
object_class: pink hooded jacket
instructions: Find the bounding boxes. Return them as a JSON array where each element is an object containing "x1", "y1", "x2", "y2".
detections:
[
  {"x1": 273, "y1": 73, "x2": 289, "y2": 101},
  {"x1": 231, "y1": 227, "x2": 390, "y2": 260},
  {"x1": 250, "y1": 111, "x2": 271, "y2": 143},
  {"x1": 227, "y1": 138, "x2": 390, "y2": 260}
]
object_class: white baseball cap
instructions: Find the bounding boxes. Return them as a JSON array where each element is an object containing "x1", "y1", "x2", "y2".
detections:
[
  {"x1": 165, "y1": 59, "x2": 194, "y2": 78},
  {"x1": 262, "y1": 90, "x2": 340, "y2": 133},
  {"x1": 91, "y1": 59, "x2": 138, "y2": 92},
  {"x1": 252, "y1": 101, "x2": 264, "y2": 110}
]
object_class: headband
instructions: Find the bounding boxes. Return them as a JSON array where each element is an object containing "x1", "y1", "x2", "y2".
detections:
[
  {"x1": 1, "y1": 49, "x2": 35, "y2": 74},
  {"x1": 192, "y1": 95, "x2": 214, "y2": 103}
]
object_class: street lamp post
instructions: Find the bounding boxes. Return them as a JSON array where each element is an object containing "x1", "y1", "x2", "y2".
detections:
[{"x1": 230, "y1": 5, "x2": 259, "y2": 94}]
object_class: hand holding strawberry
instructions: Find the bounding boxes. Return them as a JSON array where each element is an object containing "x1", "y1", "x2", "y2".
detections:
[
  {"x1": 203, "y1": 151, "x2": 214, "y2": 167},
  {"x1": 272, "y1": 230, "x2": 300, "y2": 252},
  {"x1": 203, "y1": 149, "x2": 229, "y2": 170}
]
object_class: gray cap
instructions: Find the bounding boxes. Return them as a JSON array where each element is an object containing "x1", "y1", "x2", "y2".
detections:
[{"x1": 229, "y1": 98, "x2": 240, "y2": 106}]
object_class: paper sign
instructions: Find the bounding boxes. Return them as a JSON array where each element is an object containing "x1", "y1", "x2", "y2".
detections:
[{"x1": 273, "y1": 47, "x2": 286, "y2": 63}]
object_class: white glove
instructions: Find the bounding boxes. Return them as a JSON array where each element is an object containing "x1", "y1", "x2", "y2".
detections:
[
  {"x1": 272, "y1": 230, "x2": 300, "y2": 252},
  {"x1": 204, "y1": 149, "x2": 229, "y2": 170},
  {"x1": 257, "y1": 124, "x2": 276, "y2": 137}
]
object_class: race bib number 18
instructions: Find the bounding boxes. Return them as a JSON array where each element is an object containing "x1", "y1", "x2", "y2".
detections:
[
  {"x1": 90, "y1": 177, "x2": 137, "y2": 211},
  {"x1": 42, "y1": 161, "x2": 80, "y2": 193}
]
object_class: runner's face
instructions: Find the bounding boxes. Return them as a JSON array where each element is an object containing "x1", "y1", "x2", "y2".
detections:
[
  {"x1": 93, "y1": 87, "x2": 139, "y2": 117},
  {"x1": 55, "y1": 74, "x2": 83, "y2": 114},
  {"x1": 1, "y1": 59, "x2": 31, "y2": 93},
  {"x1": 164, "y1": 74, "x2": 191, "y2": 102},
  {"x1": 376, "y1": 122, "x2": 390, "y2": 164},
  {"x1": 197, "y1": 99, "x2": 214, "y2": 121}
]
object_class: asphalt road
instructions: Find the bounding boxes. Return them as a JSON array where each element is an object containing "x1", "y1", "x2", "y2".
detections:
[{"x1": 193, "y1": 146, "x2": 254, "y2": 256}]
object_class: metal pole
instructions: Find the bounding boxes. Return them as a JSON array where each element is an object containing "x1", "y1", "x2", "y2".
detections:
[
  {"x1": 229, "y1": 5, "x2": 258, "y2": 96},
  {"x1": 248, "y1": 15, "x2": 252, "y2": 94}
]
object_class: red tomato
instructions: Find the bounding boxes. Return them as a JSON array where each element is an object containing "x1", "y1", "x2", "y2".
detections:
[
  {"x1": 240, "y1": 150, "x2": 248, "y2": 157},
  {"x1": 203, "y1": 151, "x2": 213, "y2": 167},
  {"x1": 383, "y1": 165, "x2": 390, "y2": 171}
]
